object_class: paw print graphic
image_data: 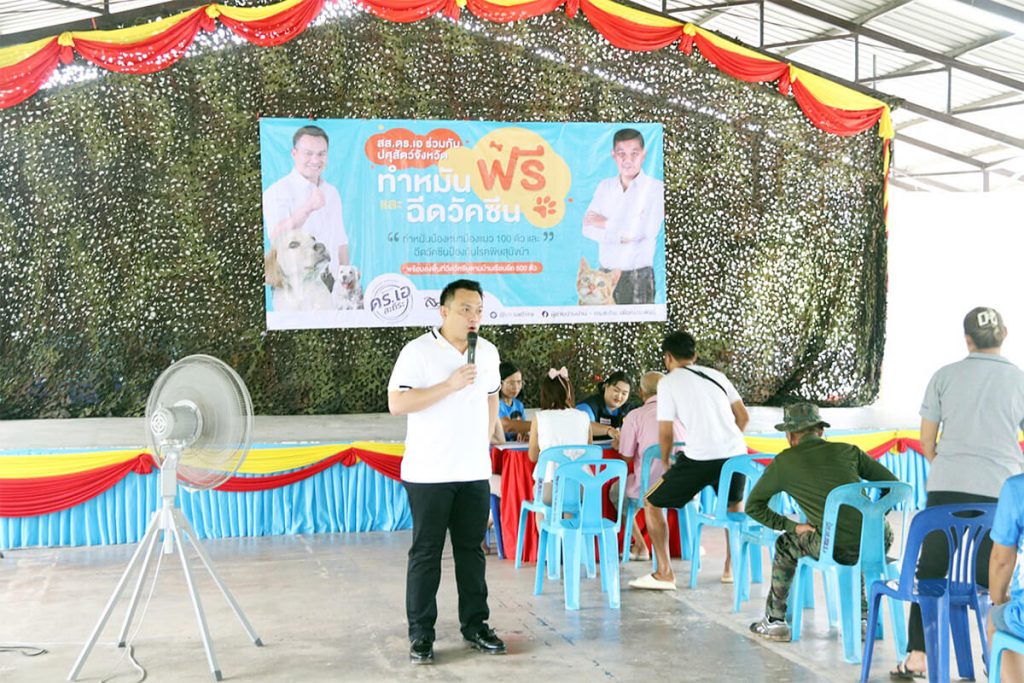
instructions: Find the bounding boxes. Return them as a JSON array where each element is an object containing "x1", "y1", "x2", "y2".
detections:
[{"x1": 533, "y1": 195, "x2": 557, "y2": 218}]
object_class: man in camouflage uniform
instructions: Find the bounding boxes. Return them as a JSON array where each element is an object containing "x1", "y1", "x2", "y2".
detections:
[{"x1": 745, "y1": 403, "x2": 898, "y2": 641}]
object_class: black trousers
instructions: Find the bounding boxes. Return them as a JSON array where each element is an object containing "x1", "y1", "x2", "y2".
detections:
[
  {"x1": 403, "y1": 479, "x2": 490, "y2": 642},
  {"x1": 612, "y1": 266, "x2": 655, "y2": 305},
  {"x1": 906, "y1": 490, "x2": 996, "y2": 652}
]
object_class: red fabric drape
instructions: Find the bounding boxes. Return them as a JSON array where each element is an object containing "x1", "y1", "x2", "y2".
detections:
[
  {"x1": 866, "y1": 438, "x2": 900, "y2": 459},
  {"x1": 216, "y1": 447, "x2": 403, "y2": 491},
  {"x1": 0, "y1": 39, "x2": 62, "y2": 110},
  {"x1": 72, "y1": 11, "x2": 211, "y2": 75},
  {"x1": 219, "y1": 0, "x2": 326, "y2": 47},
  {"x1": 0, "y1": 454, "x2": 155, "y2": 518},
  {"x1": 0, "y1": 448, "x2": 405, "y2": 517},
  {"x1": 467, "y1": 0, "x2": 566, "y2": 22},
  {"x1": 215, "y1": 451, "x2": 357, "y2": 491},
  {"x1": 215, "y1": 448, "x2": 403, "y2": 490},
  {"x1": 580, "y1": 0, "x2": 683, "y2": 52},
  {"x1": 356, "y1": 0, "x2": 458, "y2": 23},
  {"x1": 692, "y1": 32, "x2": 788, "y2": 84},
  {"x1": 0, "y1": 0, "x2": 892, "y2": 142},
  {"x1": 791, "y1": 79, "x2": 886, "y2": 138},
  {"x1": 350, "y1": 447, "x2": 403, "y2": 481}
]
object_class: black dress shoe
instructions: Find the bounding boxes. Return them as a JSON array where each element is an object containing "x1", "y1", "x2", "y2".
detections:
[
  {"x1": 464, "y1": 627, "x2": 507, "y2": 655},
  {"x1": 409, "y1": 638, "x2": 434, "y2": 664}
]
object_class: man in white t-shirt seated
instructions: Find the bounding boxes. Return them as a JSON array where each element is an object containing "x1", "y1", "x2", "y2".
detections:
[
  {"x1": 263, "y1": 125, "x2": 350, "y2": 279},
  {"x1": 629, "y1": 331, "x2": 749, "y2": 591}
]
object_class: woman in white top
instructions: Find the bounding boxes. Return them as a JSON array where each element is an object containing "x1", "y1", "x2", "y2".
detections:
[{"x1": 527, "y1": 367, "x2": 592, "y2": 513}]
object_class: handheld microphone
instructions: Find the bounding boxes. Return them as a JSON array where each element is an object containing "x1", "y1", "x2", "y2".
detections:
[{"x1": 467, "y1": 332, "x2": 478, "y2": 365}]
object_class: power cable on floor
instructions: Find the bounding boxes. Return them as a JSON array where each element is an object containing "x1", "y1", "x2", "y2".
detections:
[
  {"x1": 99, "y1": 541, "x2": 166, "y2": 683},
  {"x1": 0, "y1": 645, "x2": 48, "y2": 656}
]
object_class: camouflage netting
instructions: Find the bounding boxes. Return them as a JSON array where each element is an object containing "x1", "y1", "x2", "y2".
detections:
[{"x1": 0, "y1": 4, "x2": 888, "y2": 418}]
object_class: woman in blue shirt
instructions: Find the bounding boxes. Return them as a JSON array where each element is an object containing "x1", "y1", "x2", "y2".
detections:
[
  {"x1": 576, "y1": 370, "x2": 636, "y2": 441},
  {"x1": 495, "y1": 362, "x2": 530, "y2": 443}
]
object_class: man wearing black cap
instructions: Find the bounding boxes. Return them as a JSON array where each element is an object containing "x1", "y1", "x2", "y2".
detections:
[{"x1": 745, "y1": 402, "x2": 898, "y2": 642}]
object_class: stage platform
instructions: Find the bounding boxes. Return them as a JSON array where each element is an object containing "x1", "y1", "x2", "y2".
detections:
[
  {"x1": 0, "y1": 407, "x2": 927, "y2": 552},
  {"x1": 0, "y1": 406, "x2": 912, "y2": 450},
  {"x1": 1, "y1": 524, "x2": 972, "y2": 683}
]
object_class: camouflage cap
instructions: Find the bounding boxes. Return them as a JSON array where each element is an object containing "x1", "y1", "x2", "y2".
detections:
[{"x1": 774, "y1": 402, "x2": 831, "y2": 433}]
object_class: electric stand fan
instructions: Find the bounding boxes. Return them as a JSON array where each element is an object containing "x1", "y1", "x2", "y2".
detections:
[{"x1": 68, "y1": 355, "x2": 263, "y2": 682}]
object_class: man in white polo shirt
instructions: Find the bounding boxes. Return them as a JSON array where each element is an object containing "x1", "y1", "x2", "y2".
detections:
[
  {"x1": 387, "y1": 279, "x2": 506, "y2": 664},
  {"x1": 629, "y1": 330, "x2": 750, "y2": 590},
  {"x1": 581, "y1": 127, "x2": 664, "y2": 305},
  {"x1": 263, "y1": 125, "x2": 349, "y2": 274}
]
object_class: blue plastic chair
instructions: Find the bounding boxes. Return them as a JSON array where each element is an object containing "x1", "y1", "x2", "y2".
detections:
[
  {"x1": 621, "y1": 442, "x2": 694, "y2": 564},
  {"x1": 860, "y1": 503, "x2": 996, "y2": 683},
  {"x1": 790, "y1": 480, "x2": 913, "y2": 664},
  {"x1": 990, "y1": 629, "x2": 1024, "y2": 683},
  {"x1": 735, "y1": 488, "x2": 823, "y2": 614},
  {"x1": 535, "y1": 458, "x2": 628, "y2": 610},
  {"x1": 488, "y1": 493, "x2": 505, "y2": 559},
  {"x1": 689, "y1": 455, "x2": 772, "y2": 592},
  {"x1": 514, "y1": 444, "x2": 602, "y2": 573}
]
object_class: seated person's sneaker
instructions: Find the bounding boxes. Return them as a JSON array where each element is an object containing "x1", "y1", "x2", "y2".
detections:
[
  {"x1": 464, "y1": 626, "x2": 507, "y2": 654},
  {"x1": 409, "y1": 638, "x2": 434, "y2": 664},
  {"x1": 749, "y1": 616, "x2": 791, "y2": 642}
]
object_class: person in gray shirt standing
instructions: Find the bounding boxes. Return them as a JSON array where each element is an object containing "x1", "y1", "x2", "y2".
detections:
[{"x1": 893, "y1": 306, "x2": 1024, "y2": 679}]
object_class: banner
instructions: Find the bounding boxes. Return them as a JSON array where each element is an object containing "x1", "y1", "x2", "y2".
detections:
[{"x1": 260, "y1": 118, "x2": 666, "y2": 329}]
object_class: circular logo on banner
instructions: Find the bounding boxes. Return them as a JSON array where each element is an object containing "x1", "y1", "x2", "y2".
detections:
[{"x1": 365, "y1": 275, "x2": 415, "y2": 323}]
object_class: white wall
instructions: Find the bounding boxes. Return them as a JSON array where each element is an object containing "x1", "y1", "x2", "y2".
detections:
[{"x1": 872, "y1": 188, "x2": 1024, "y2": 425}]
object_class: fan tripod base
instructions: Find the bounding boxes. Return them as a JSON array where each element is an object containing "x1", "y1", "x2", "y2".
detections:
[{"x1": 68, "y1": 500, "x2": 263, "y2": 682}]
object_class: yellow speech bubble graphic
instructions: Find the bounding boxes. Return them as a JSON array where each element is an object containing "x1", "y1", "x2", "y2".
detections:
[{"x1": 439, "y1": 128, "x2": 572, "y2": 229}]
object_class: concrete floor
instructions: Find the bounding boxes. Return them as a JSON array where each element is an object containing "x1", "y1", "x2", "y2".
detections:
[{"x1": 0, "y1": 526, "x2": 960, "y2": 683}]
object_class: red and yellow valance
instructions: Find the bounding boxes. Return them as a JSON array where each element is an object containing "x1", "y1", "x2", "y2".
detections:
[
  {"x1": 0, "y1": 0, "x2": 893, "y2": 143},
  {"x1": 0, "y1": 442, "x2": 403, "y2": 517},
  {"x1": 4, "y1": 430, "x2": 985, "y2": 518}
]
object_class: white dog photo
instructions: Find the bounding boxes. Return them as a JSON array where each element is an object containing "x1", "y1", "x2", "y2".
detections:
[
  {"x1": 264, "y1": 229, "x2": 334, "y2": 312},
  {"x1": 333, "y1": 264, "x2": 364, "y2": 310}
]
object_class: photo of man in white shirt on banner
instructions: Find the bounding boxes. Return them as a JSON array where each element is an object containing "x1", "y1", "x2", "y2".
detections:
[
  {"x1": 581, "y1": 127, "x2": 665, "y2": 305},
  {"x1": 263, "y1": 124, "x2": 350, "y2": 273}
]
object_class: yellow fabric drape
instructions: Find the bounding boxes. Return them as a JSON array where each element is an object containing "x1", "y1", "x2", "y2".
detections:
[
  {"x1": 0, "y1": 433, "x2": 930, "y2": 479},
  {"x1": 744, "y1": 430, "x2": 910, "y2": 456},
  {"x1": 791, "y1": 67, "x2": 894, "y2": 139},
  {"x1": 0, "y1": 37, "x2": 55, "y2": 70},
  {"x1": 0, "y1": 449, "x2": 143, "y2": 478},
  {"x1": 588, "y1": 0, "x2": 682, "y2": 28},
  {"x1": 692, "y1": 25, "x2": 780, "y2": 63},
  {"x1": 210, "y1": 0, "x2": 309, "y2": 22},
  {"x1": 62, "y1": 8, "x2": 206, "y2": 46}
]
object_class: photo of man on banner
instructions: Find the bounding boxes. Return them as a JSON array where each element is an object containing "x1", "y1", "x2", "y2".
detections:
[
  {"x1": 581, "y1": 127, "x2": 665, "y2": 305},
  {"x1": 263, "y1": 124, "x2": 361, "y2": 312}
]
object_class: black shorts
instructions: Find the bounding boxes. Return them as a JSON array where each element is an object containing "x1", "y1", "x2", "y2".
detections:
[{"x1": 644, "y1": 451, "x2": 746, "y2": 509}]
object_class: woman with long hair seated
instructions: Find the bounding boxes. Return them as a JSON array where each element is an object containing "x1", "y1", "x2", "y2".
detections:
[{"x1": 528, "y1": 367, "x2": 592, "y2": 515}]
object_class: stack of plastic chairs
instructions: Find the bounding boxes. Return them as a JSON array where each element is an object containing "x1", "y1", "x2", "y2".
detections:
[
  {"x1": 789, "y1": 480, "x2": 913, "y2": 664},
  {"x1": 689, "y1": 454, "x2": 774, "y2": 604},
  {"x1": 621, "y1": 442, "x2": 693, "y2": 564},
  {"x1": 534, "y1": 458, "x2": 628, "y2": 609},
  {"x1": 990, "y1": 630, "x2": 1024, "y2": 683},
  {"x1": 514, "y1": 444, "x2": 602, "y2": 574},
  {"x1": 861, "y1": 503, "x2": 996, "y2": 683}
]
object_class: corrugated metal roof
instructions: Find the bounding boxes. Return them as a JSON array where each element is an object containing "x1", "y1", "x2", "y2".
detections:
[
  {"x1": 2, "y1": 0, "x2": 1023, "y2": 191},
  {"x1": 651, "y1": 0, "x2": 1024, "y2": 191}
]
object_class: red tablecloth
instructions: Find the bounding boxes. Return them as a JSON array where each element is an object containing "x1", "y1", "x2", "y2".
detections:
[{"x1": 492, "y1": 445, "x2": 683, "y2": 563}]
